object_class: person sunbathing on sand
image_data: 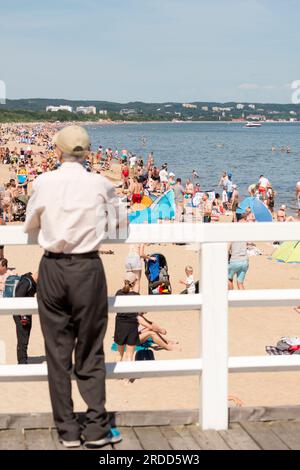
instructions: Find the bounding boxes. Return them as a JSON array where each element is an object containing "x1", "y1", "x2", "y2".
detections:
[{"x1": 138, "y1": 315, "x2": 181, "y2": 352}]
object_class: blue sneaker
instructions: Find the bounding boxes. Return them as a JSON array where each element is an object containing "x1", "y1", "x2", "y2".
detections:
[{"x1": 84, "y1": 428, "x2": 122, "y2": 449}]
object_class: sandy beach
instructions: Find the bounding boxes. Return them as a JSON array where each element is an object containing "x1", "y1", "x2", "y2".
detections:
[
  {"x1": 1, "y1": 236, "x2": 300, "y2": 414},
  {"x1": 1, "y1": 126, "x2": 300, "y2": 415}
]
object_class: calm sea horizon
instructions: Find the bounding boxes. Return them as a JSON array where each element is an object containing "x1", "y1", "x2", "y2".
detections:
[{"x1": 87, "y1": 122, "x2": 300, "y2": 212}]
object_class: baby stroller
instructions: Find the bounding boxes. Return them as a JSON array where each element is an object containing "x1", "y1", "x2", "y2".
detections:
[
  {"x1": 145, "y1": 253, "x2": 172, "y2": 295},
  {"x1": 12, "y1": 197, "x2": 27, "y2": 222}
]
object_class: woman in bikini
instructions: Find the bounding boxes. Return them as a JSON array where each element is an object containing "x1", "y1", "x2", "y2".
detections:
[{"x1": 121, "y1": 162, "x2": 129, "y2": 190}]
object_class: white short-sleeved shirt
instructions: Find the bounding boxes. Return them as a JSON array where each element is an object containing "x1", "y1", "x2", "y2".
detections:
[
  {"x1": 24, "y1": 162, "x2": 125, "y2": 254},
  {"x1": 159, "y1": 169, "x2": 169, "y2": 183},
  {"x1": 130, "y1": 156, "x2": 137, "y2": 168},
  {"x1": 259, "y1": 177, "x2": 270, "y2": 188},
  {"x1": 186, "y1": 275, "x2": 196, "y2": 295}
]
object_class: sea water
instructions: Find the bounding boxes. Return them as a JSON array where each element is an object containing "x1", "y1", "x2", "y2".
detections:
[{"x1": 87, "y1": 122, "x2": 300, "y2": 212}]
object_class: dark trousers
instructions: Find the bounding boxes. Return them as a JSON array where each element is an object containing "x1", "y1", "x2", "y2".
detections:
[
  {"x1": 13, "y1": 316, "x2": 32, "y2": 364},
  {"x1": 37, "y1": 254, "x2": 109, "y2": 442}
]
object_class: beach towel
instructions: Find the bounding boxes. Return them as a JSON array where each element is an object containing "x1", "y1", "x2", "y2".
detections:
[{"x1": 111, "y1": 338, "x2": 154, "y2": 352}]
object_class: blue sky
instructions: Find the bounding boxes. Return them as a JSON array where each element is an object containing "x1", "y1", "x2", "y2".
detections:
[{"x1": 0, "y1": 0, "x2": 299, "y2": 102}]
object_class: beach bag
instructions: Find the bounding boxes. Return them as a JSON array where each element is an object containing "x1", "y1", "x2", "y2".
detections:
[
  {"x1": 3, "y1": 275, "x2": 21, "y2": 298},
  {"x1": 135, "y1": 349, "x2": 155, "y2": 361}
]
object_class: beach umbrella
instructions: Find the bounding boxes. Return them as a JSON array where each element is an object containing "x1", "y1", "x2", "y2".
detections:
[
  {"x1": 236, "y1": 197, "x2": 273, "y2": 222},
  {"x1": 129, "y1": 190, "x2": 176, "y2": 224},
  {"x1": 272, "y1": 241, "x2": 300, "y2": 264}
]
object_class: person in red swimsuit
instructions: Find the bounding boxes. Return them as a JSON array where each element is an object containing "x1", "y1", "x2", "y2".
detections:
[
  {"x1": 121, "y1": 163, "x2": 129, "y2": 190},
  {"x1": 130, "y1": 177, "x2": 143, "y2": 206}
]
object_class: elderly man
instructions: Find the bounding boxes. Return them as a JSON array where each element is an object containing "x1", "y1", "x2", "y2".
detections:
[{"x1": 24, "y1": 126, "x2": 124, "y2": 449}]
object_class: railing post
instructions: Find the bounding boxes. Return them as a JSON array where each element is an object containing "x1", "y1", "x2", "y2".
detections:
[{"x1": 200, "y1": 242, "x2": 228, "y2": 430}]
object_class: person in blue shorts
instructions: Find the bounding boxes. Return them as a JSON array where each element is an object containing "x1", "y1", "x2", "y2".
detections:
[
  {"x1": 226, "y1": 173, "x2": 233, "y2": 206},
  {"x1": 228, "y1": 214, "x2": 249, "y2": 290}
]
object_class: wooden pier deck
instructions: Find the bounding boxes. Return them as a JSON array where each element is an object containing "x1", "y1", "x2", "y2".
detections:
[{"x1": 1, "y1": 411, "x2": 300, "y2": 450}]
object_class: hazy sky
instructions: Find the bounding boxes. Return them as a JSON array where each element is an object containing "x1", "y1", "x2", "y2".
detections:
[{"x1": 1, "y1": 0, "x2": 299, "y2": 103}]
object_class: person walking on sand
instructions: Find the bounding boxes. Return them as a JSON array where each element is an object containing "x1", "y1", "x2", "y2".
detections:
[
  {"x1": 125, "y1": 244, "x2": 155, "y2": 293},
  {"x1": 231, "y1": 184, "x2": 239, "y2": 223},
  {"x1": 24, "y1": 125, "x2": 125, "y2": 449},
  {"x1": 173, "y1": 178, "x2": 185, "y2": 222},
  {"x1": 228, "y1": 214, "x2": 249, "y2": 290}
]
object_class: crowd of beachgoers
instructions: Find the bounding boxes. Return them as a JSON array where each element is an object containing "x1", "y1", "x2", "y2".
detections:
[
  {"x1": 0, "y1": 122, "x2": 300, "y2": 226},
  {"x1": 0, "y1": 122, "x2": 300, "y2": 373}
]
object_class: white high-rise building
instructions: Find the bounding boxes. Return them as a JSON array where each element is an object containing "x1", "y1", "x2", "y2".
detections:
[
  {"x1": 182, "y1": 103, "x2": 198, "y2": 109},
  {"x1": 76, "y1": 106, "x2": 97, "y2": 115},
  {"x1": 46, "y1": 105, "x2": 73, "y2": 112}
]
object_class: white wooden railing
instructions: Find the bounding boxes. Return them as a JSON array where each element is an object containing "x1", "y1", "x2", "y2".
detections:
[{"x1": 1, "y1": 223, "x2": 300, "y2": 431}]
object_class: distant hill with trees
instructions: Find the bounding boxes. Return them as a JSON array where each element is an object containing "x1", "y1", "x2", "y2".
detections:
[{"x1": 0, "y1": 99, "x2": 299, "y2": 123}]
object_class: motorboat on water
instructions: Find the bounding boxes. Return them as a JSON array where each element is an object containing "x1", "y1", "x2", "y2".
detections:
[{"x1": 245, "y1": 121, "x2": 262, "y2": 128}]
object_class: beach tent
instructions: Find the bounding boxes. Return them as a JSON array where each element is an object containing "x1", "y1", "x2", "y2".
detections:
[
  {"x1": 272, "y1": 241, "x2": 300, "y2": 264},
  {"x1": 236, "y1": 197, "x2": 273, "y2": 222},
  {"x1": 131, "y1": 195, "x2": 154, "y2": 212},
  {"x1": 129, "y1": 190, "x2": 176, "y2": 224}
]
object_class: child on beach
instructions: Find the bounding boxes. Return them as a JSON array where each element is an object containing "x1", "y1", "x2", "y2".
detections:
[{"x1": 180, "y1": 266, "x2": 196, "y2": 294}]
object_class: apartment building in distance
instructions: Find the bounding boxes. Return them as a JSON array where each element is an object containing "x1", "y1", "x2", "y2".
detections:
[
  {"x1": 46, "y1": 105, "x2": 73, "y2": 112},
  {"x1": 182, "y1": 103, "x2": 198, "y2": 109},
  {"x1": 76, "y1": 106, "x2": 97, "y2": 115}
]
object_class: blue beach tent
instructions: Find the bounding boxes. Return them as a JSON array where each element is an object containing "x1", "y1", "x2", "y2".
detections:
[{"x1": 236, "y1": 197, "x2": 273, "y2": 222}]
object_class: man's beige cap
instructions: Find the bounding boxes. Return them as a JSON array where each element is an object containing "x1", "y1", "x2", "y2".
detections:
[{"x1": 53, "y1": 125, "x2": 91, "y2": 157}]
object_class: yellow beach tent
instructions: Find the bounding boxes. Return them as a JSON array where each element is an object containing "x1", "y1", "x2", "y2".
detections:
[{"x1": 272, "y1": 241, "x2": 300, "y2": 264}]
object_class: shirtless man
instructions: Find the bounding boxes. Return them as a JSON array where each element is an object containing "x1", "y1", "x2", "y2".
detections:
[
  {"x1": 147, "y1": 152, "x2": 154, "y2": 172},
  {"x1": 130, "y1": 177, "x2": 143, "y2": 206},
  {"x1": 202, "y1": 193, "x2": 212, "y2": 223}
]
